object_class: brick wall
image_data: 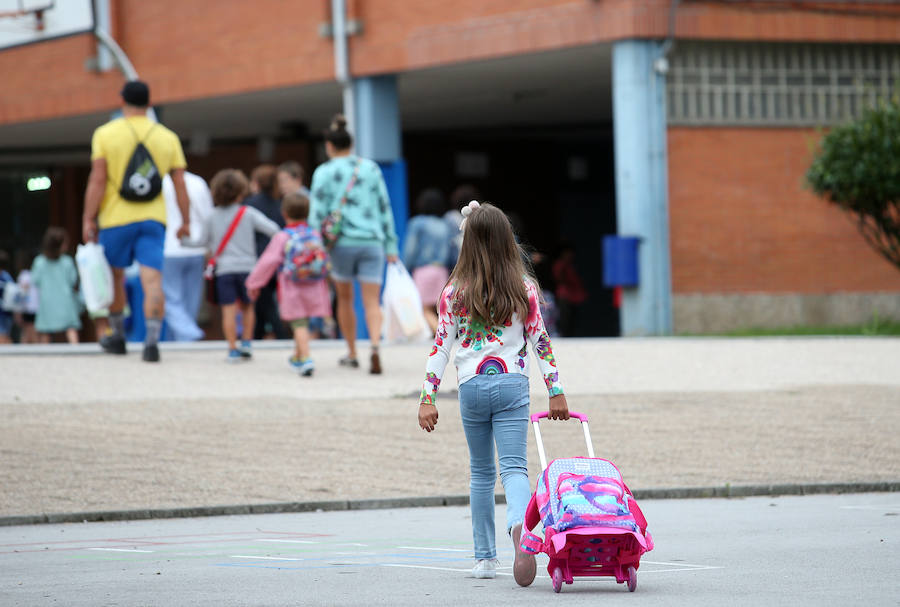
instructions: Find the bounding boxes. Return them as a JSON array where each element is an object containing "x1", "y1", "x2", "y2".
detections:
[
  {"x1": 668, "y1": 127, "x2": 900, "y2": 295},
  {"x1": 2, "y1": 0, "x2": 898, "y2": 126}
]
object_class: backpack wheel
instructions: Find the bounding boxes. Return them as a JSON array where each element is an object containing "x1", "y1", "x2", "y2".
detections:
[
  {"x1": 551, "y1": 567, "x2": 563, "y2": 593},
  {"x1": 626, "y1": 566, "x2": 637, "y2": 592}
]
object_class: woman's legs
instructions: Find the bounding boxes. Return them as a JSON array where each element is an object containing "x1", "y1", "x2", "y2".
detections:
[
  {"x1": 359, "y1": 281, "x2": 383, "y2": 349},
  {"x1": 333, "y1": 280, "x2": 356, "y2": 359},
  {"x1": 65, "y1": 328, "x2": 79, "y2": 344},
  {"x1": 422, "y1": 304, "x2": 438, "y2": 333}
]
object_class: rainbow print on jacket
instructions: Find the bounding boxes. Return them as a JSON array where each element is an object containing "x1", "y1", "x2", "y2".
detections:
[{"x1": 476, "y1": 356, "x2": 508, "y2": 375}]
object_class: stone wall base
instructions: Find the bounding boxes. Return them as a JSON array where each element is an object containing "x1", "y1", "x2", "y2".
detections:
[{"x1": 673, "y1": 292, "x2": 900, "y2": 334}]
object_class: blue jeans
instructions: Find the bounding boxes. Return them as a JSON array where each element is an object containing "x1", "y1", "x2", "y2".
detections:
[
  {"x1": 459, "y1": 373, "x2": 531, "y2": 560},
  {"x1": 162, "y1": 255, "x2": 205, "y2": 341}
]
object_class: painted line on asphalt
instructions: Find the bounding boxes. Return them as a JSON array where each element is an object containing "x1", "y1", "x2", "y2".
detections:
[
  {"x1": 255, "y1": 539, "x2": 318, "y2": 544},
  {"x1": 397, "y1": 546, "x2": 470, "y2": 552},
  {"x1": 231, "y1": 555, "x2": 305, "y2": 561},
  {"x1": 640, "y1": 560, "x2": 723, "y2": 573},
  {"x1": 381, "y1": 563, "x2": 479, "y2": 573}
]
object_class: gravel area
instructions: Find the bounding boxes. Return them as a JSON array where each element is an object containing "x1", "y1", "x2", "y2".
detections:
[{"x1": 1, "y1": 338, "x2": 898, "y2": 517}]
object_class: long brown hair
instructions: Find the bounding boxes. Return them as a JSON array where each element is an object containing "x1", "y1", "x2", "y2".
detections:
[{"x1": 448, "y1": 203, "x2": 533, "y2": 326}]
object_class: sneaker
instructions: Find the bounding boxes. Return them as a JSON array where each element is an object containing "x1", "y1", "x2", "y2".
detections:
[
  {"x1": 298, "y1": 358, "x2": 315, "y2": 377},
  {"x1": 227, "y1": 349, "x2": 243, "y2": 363},
  {"x1": 511, "y1": 523, "x2": 536, "y2": 587},
  {"x1": 288, "y1": 355, "x2": 302, "y2": 372},
  {"x1": 369, "y1": 350, "x2": 382, "y2": 375},
  {"x1": 471, "y1": 558, "x2": 499, "y2": 579},
  {"x1": 142, "y1": 344, "x2": 160, "y2": 363},
  {"x1": 239, "y1": 340, "x2": 252, "y2": 359},
  {"x1": 99, "y1": 334, "x2": 126, "y2": 355},
  {"x1": 338, "y1": 355, "x2": 359, "y2": 368}
]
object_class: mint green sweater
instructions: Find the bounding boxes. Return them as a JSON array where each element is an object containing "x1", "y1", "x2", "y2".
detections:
[{"x1": 308, "y1": 155, "x2": 399, "y2": 256}]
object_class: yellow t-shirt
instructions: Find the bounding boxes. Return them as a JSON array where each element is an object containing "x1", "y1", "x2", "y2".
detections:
[{"x1": 91, "y1": 116, "x2": 187, "y2": 229}]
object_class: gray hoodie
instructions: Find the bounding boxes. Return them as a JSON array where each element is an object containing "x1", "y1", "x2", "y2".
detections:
[{"x1": 188, "y1": 203, "x2": 280, "y2": 275}]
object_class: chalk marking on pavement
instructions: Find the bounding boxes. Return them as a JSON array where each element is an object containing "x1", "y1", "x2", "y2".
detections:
[
  {"x1": 231, "y1": 555, "x2": 304, "y2": 561},
  {"x1": 336, "y1": 542, "x2": 368, "y2": 547},
  {"x1": 640, "y1": 560, "x2": 723, "y2": 573},
  {"x1": 256, "y1": 539, "x2": 318, "y2": 544},
  {"x1": 381, "y1": 563, "x2": 484, "y2": 574},
  {"x1": 397, "y1": 546, "x2": 470, "y2": 552},
  {"x1": 88, "y1": 548, "x2": 154, "y2": 553},
  {"x1": 334, "y1": 552, "x2": 378, "y2": 556}
]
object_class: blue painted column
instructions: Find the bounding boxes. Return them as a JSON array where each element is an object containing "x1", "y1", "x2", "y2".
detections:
[
  {"x1": 612, "y1": 40, "x2": 673, "y2": 336},
  {"x1": 351, "y1": 75, "x2": 409, "y2": 339}
]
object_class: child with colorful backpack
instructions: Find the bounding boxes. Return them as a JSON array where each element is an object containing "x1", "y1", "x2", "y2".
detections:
[
  {"x1": 417, "y1": 200, "x2": 569, "y2": 586},
  {"x1": 246, "y1": 192, "x2": 331, "y2": 376}
]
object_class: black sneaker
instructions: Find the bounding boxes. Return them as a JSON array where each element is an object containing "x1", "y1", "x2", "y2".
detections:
[
  {"x1": 338, "y1": 356, "x2": 359, "y2": 368},
  {"x1": 142, "y1": 344, "x2": 160, "y2": 362},
  {"x1": 99, "y1": 334, "x2": 126, "y2": 355}
]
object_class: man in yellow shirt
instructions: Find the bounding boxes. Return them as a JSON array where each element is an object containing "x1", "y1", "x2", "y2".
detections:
[{"x1": 82, "y1": 80, "x2": 192, "y2": 362}]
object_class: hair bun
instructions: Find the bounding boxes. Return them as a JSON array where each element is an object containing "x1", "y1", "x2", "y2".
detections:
[{"x1": 331, "y1": 114, "x2": 347, "y2": 131}]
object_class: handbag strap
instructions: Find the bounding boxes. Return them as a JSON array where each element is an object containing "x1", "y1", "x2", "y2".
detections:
[
  {"x1": 336, "y1": 159, "x2": 362, "y2": 210},
  {"x1": 208, "y1": 206, "x2": 247, "y2": 269}
]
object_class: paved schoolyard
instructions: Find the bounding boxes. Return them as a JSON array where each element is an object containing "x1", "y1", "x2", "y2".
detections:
[
  {"x1": 1, "y1": 492, "x2": 897, "y2": 606},
  {"x1": 0, "y1": 337, "x2": 899, "y2": 518}
]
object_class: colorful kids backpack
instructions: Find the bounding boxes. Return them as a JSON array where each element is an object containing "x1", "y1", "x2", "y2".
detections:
[
  {"x1": 533, "y1": 457, "x2": 650, "y2": 535},
  {"x1": 281, "y1": 224, "x2": 330, "y2": 283}
]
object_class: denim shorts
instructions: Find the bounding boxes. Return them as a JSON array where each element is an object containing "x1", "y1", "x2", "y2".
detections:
[
  {"x1": 0, "y1": 312, "x2": 12, "y2": 336},
  {"x1": 98, "y1": 220, "x2": 165, "y2": 271},
  {"x1": 215, "y1": 272, "x2": 250, "y2": 305},
  {"x1": 329, "y1": 244, "x2": 385, "y2": 284}
]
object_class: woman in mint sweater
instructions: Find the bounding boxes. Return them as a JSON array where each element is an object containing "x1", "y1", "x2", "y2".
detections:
[{"x1": 309, "y1": 115, "x2": 399, "y2": 374}]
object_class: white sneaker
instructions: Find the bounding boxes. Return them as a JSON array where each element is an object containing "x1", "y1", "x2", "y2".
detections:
[{"x1": 471, "y1": 558, "x2": 500, "y2": 579}]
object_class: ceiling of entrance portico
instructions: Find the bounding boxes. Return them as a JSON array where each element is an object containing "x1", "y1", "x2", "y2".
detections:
[{"x1": 0, "y1": 43, "x2": 612, "y2": 152}]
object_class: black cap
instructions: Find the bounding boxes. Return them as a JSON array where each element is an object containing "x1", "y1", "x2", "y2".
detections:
[{"x1": 120, "y1": 80, "x2": 149, "y2": 107}]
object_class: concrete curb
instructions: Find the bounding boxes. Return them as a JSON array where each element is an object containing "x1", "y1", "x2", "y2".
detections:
[{"x1": 2, "y1": 481, "x2": 898, "y2": 527}]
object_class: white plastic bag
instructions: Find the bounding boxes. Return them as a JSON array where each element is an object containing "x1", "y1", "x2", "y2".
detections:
[
  {"x1": 1, "y1": 280, "x2": 23, "y2": 313},
  {"x1": 75, "y1": 242, "x2": 114, "y2": 313},
  {"x1": 381, "y1": 261, "x2": 430, "y2": 343}
]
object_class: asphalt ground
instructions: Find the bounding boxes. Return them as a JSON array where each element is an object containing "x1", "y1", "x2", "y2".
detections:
[{"x1": 1, "y1": 492, "x2": 897, "y2": 606}]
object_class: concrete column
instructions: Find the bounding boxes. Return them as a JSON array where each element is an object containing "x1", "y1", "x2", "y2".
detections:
[
  {"x1": 351, "y1": 75, "x2": 409, "y2": 339},
  {"x1": 612, "y1": 40, "x2": 673, "y2": 336}
]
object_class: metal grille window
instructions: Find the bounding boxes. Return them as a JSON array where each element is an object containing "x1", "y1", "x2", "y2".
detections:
[{"x1": 667, "y1": 42, "x2": 900, "y2": 126}]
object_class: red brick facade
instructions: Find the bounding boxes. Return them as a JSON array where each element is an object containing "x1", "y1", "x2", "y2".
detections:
[
  {"x1": 2, "y1": 1, "x2": 898, "y2": 125},
  {"x1": 668, "y1": 127, "x2": 900, "y2": 294},
  {"x1": 2, "y1": 1, "x2": 899, "y2": 304}
]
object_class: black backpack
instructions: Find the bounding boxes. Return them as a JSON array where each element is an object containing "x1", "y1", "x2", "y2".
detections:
[{"x1": 119, "y1": 122, "x2": 162, "y2": 202}]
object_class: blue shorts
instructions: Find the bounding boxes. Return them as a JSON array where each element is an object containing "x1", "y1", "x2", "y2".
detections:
[
  {"x1": 0, "y1": 312, "x2": 12, "y2": 336},
  {"x1": 98, "y1": 220, "x2": 165, "y2": 271},
  {"x1": 330, "y1": 244, "x2": 385, "y2": 285},
  {"x1": 216, "y1": 272, "x2": 250, "y2": 305}
]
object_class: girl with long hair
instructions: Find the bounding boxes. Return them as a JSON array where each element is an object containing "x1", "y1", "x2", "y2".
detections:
[{"x1": 417, "y1": 201, "x2": 569, "y2": 585}]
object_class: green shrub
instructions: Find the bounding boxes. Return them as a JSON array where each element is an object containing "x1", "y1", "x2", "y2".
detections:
[{"x1": 807, "y1": 98, "x2": 900, "y2": 271}]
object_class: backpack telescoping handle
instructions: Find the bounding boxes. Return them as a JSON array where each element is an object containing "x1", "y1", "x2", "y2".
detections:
[{"x1": 530, "y1": 411, "x2": 595, "y2": 471}]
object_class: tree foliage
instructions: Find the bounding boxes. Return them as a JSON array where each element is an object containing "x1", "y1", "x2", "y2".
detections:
[{"x1": 807, "y1": 98, "x2": 900, "y2": 271}]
